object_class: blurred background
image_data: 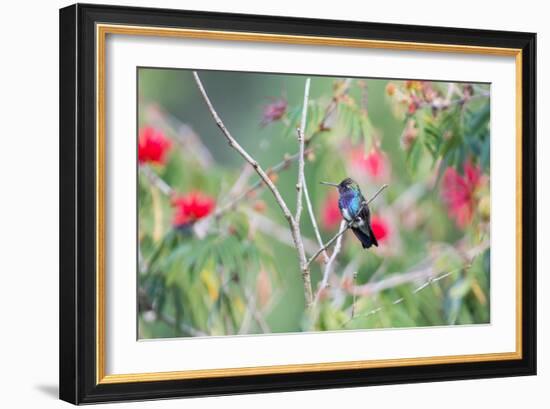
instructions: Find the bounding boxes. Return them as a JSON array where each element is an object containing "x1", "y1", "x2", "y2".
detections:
[{"x1": 137, "y1": 68, "x2": 490, "y2": 338}]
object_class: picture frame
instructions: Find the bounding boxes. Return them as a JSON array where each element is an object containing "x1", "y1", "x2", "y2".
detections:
[{"x1": 59, "y1": 3, "x2": 536, "y2": 404}]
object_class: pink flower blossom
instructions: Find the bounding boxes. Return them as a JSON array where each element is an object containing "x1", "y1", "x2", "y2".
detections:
[
  {"x1": 350, "y1": 147, "x2": 391, "y2": 182},
  {"x1": 260, "y1": 97, "x2": 287, "y2": 127},
  {"x1": 441, "y1": 161, "x2": 484, "y2": 228}
]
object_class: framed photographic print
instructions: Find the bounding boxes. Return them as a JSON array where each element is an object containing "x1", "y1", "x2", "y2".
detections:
[{"x1": 59, "y1": 3, "x2": 536, "y2": 404}]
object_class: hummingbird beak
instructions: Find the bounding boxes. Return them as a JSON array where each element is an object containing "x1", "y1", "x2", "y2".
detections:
[{"x1": 320, "y1": 181, "x2": 339, "y2": 187}]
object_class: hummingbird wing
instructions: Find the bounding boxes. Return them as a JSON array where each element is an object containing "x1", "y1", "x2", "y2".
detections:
[
  {"x1": 351, "y1": 227, "x2": 377, "y2": 249},
  {"x1": 351, "y1": 198, "x2": 378, "y2": 249}
]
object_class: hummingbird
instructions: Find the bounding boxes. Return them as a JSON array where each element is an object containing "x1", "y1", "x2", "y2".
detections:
[{"x1": 321, "y1": 178, "x2": 378, "y2": 249}]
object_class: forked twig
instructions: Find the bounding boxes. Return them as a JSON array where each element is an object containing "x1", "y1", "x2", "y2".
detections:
[
  {"x1": 140, "y1": 165, "x2": 173, "y2": 196},
  {"x1": 341, "y1": 241, "x2": 489, "y2": 326},
  {"x1": 193, "y1": 72, "x2": 294, "y2": 225},
  {"x1": 313, "y1": 220, "x2": 346, "y2": 305},
  {"x1": 302, "y1": 171, "x2": 330, "y2": 264},
  {"x1": 193, "y1": 72, "x2": 314, "y2": 308},
  {"x1": 212, "y1": 149, "x2": 313, "y2": 220},
  {"x1": 295, "y1": 78, "x2": 310, "y2": 223}
]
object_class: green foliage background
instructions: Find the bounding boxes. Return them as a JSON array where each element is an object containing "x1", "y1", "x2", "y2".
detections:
[{"x1": 137, "y1": 68, "x2": 490, "y2": 338}]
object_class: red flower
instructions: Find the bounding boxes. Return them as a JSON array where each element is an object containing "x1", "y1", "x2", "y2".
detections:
[
  {"x1": 350, "y1": 147, "x2": 391, "y2": 182},
  {"x1": 171, "y1": 192, "x2": 215, "y2": 227},
  {"x1": 441, "y1": 161, "x2": 483, "y2": 228},
  {"x1": 370, "y1": 216, "x2": 389, "y2": 243},
  {"x1": 138, "y1": 126, "x2": 172, "y2": 165},
  {"x1": 321, "y1": 191, "x2": 341, "y2": 231},
  {"x1": 261, "y1": 97, "x2": 287, "y2": 127}
]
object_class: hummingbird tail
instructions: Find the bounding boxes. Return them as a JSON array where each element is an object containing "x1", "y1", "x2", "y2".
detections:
[
  {"x1": 368, "y1": 224, "x2": 379, "y2": 248},
  {"x1": 351, "y1": 226, "x2": 378, "y2": 249}
]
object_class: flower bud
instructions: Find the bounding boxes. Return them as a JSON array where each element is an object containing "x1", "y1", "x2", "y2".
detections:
[
  {"x1": 401, "y1": 119, "x2": 419, "y2": 150},
  {"x1": 386, "y1": 82, "x2": 396, "y2": 96},
  {"x1": 253, "y1": 200, "x2": 267, "y2": 213},
  {"x1": 478, "y1": 195, "x2": 491, "y2": 222}
]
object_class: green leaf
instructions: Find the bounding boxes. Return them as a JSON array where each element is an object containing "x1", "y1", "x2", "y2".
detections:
[
  {"x1": 359, "y1": 116, "x2": 373, "y2": 150},
  {"x1": 217, "y1": 240, "x2": 236, "y2": 274},
  {"x1": 467, "y1": 103, "x2": 490, "y2": 137},
  {"x1": 406, "y1": 137, "x2": 423, "y2": 173}
]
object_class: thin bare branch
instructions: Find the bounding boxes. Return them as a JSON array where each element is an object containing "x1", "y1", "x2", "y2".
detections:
[
  {"x1": 171, "y1": 123, "x2": 215, "y2": 169},
  {"x1": 349, "y1": 240, "x2": 489, "y2": 297},
  {"x1": 313, "y1": 220, "x2": 346, "y2": 305},
  {"x1": 212, "y1": 149, "x2": 312, "y2": 220},
  {"x1": 227, "y1": 164, "x2": 255, "y2": 198},
  {"x1": 302, "y1": 177, "x2": 330, "y2": 263},
  {"x1": 351, "y1": 271, "x2": 358, "y2": 319},
  {"x1": 366, "y1": 184, "x2": 389, "y2": 205},
  {"x1": 193, "y1": 71, "x2": 314, "y2": 308},
  {"x1": 193, "y1": 71, "x2": 295, "y2": 226},
  {"x1": 342, "y1": 266, "x2": 463, "y2": 327},
  {"x1": 293, "y1": 77, "x2": 313, "y2": 308},
  {"x1": 246, "y1": 210, "x2": 319, "y2": 256},
  {"x1": 239, "y1": 288, "x2": 271, "y2": 334},
  {"x1": 138, "y1": 130, "x2": 315, "y2": 248},
  {"x1": 140, "y1": 165, "x2": 173, "y2": 196},
  {"x1": 145, "y1": 104, "x2": 214, "y2": 168},
  {"x1": 307, "y1": 222, "x2": 349, "y2": 267},
  {"x1": 295, "y1": 78, "x2": 311, "y2": 222},
  {"x1": 312, "y1": 78, "x2": 353, "y2": 138}
]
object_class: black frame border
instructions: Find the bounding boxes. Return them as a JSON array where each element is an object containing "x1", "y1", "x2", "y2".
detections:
[{"x1": 59, "y1": 3, "x2": 536, "y2": 404}]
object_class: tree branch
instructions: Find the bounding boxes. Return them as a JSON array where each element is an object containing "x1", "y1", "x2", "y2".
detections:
[
  {"x1": 293, "y1": 77, "x2": 314, "y2": 308},
  {"x1": 313, "y1": 219, "x2": 346, "y2": 305},
  {"x1": 302, "y1": 176, "x2": 330, "y2": 264},
  {"x1": 310, "y1": 78, "x2": 353, "y2": 139},
  {"x1": 238, "y1": 287, "x2": 271, "y2": 334},
  {"x1": 246, "y1": 209, "x2": 319, "y2": 256},
  {"x1": 140, "y1": 165, "x2": 173, "y2": 196},
  {"x1": 349, "y1": 240, "x2": 489, "y2": 297},
  {"x1": 307, "y1": 222, "x2": 350, "y2": 268},
  {"x1": 295, "y1": 78, "x2": 310, "y2": 223},
  {"x1": 193, "y1": 72, "x2": 295, "y2": 225},
  {"x1": 139, "y1": 142, "x2": 315, "y2": 249},
  {"x1": 366, "y1": 183, "x2": 390, "y2": 206},
  {"x1": 193, "y1": 149, "x2": 313, "y2": 237},
  {"x1": 337, "y1": 240, "x2": 489, "y2": 328},
  {"x1": 145, "y1": 104, "x2": 215, "y2": 168},
  {"x1": 212, "y1": 148, "x2": 313, "y2": 220},
  {"x1": 193, "y1": 71, "x2": 314, "y2": 308},
  {"x1": 227, "y1": 164, "x2": 255, "y2": 198},
  {"x1": 343, "y1": 266, "x2": 466, "y2": 326}
]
